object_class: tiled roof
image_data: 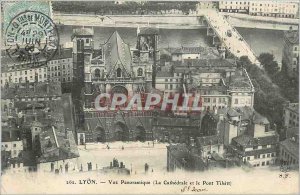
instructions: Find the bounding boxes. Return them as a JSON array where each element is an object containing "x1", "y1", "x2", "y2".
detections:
[
  {"x1": 38, "y1": 127, "x2": 79, "y2": 163},
  {"x1": 1, "y1": 48, "x2": 72, "y2": 70},
  {"x1": 156, "y1": 71, "x2": 173, "y2": 77},
  {"x1": 172, "y1": 47, "x2": 205, "y2": 54},
  {"x1": 139, "y1": 27, "x2": 159, "y2": 35},
  {"x1": 252, "y1": 111, "x2": 269, "y2": 125},
  {"x1": 1, "y1": 82, "x2": 62, "y2": 99},
  {"x1": 167, "y1": 143, "x2": 206, "y2": 171},
  {"x1": 167, "y1": 143, "x2": 190, "y2": 159},
  {"x1": 233, "y1": 134, "x2": 279, "y2": 148},
  {"x1": 227, "y1": 108, "x2": 240, "y2": 117},
  {"x1": 22, "y1": 151, "x2": 37, "y2": 166},
  {"x1": 154, "y1": 117, "x2": 199, "y2": 127},
  {"x1": 103, "y1": 31, "x2": 132, "y2": 76},
  {"x1": 174, "y1": 58, "x2": 236, "y2": 68},
  {"x1": 227, "y1": 69, "x2": 253, "y2": 90},
  {"x1": 245, "y1": 147, "x2": 276, "y2": 156},
  {"x1": 51, "y1": 48, "x2": 73, "y2": 60},
  {"x1": 72, "y1": 28, "x2": 94, "y2": 39},
  {"x1": 196, "y1": 135, "x2": 223, "y2": 146},
  {"x1": 284, "y1": 30, "x2": 299, "y2": 44},
  {"x1": 1, "y1": 127, "x2": 22, "y2": 142}
]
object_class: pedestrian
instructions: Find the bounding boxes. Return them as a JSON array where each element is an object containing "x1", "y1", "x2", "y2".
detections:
[
  {"x1": 144, "y1": 163, "x2": 149, "y2": 173},
  {"x1": 121, "y1": 146, "x2": 124, "y2": 150}
]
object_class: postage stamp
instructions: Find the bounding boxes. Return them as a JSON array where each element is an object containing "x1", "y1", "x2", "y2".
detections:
[{"x1": 5, "y1": 10, "x2": 59, "y2": 63}]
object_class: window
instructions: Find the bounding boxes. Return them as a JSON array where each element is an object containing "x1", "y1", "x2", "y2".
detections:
[
  {"x1": 137, "y1": 68, "x2": 143, "y2": 76},
  {"x1": 86, "y1": 39, "x2": 90, "y2": 43},
  {"x1": 25, "y1": 71, "x2": 27, "y2": 75},
  {"x1": 266, "y1": 161, "x2": 269, "y2": 165},
  {"x1": 13, "y1": 144, "x2": 16, "y2": 147},
  {"x1": 271, "y1": 153, "x2": 275, "y2": 157},
  {"x1": 253, "y1": 146, "x2": 258, "y2": 150},
  {"x1": 93, "y1": 69, "x2": 100, "y2": 78},
  {"x1": 117, "y1": 68, "x2": 122, "y2": 78},
  {"x1": 247, "y1": 157, "x2": 250, "y2": 160},
  {"x1": 262, "y1": 154, "x2": 265, "y2": 158},
  {"x1": 262, "y1": 162, "x2": 265, "y2": 166}
]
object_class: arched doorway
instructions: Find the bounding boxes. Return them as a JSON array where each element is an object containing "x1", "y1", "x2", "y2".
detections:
[
  {"x1": 114, "y1": 122, "x2": 129, "y2": 141},
  {"x1": 111, "y1": 85, "x2": 128, "y2": 96},
  {"x1": 94, "y1": 126, "x2": 106, "y2": 142},
  {"x1": 135, "y1": 126, "x2": 146, "y2": 142}
]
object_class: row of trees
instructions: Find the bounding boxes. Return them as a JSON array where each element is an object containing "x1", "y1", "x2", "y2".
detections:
[
  {"x1": 52, "y1": 1, "x2": 198, "y2": 15},
  {"x1": 239, "y1": 53, "x2": 298, "y2": 132},
  {"x1": 238, "y1": 56, "x2": 286, "y2": 129},
  {"x1": 258, "y1": 53, "x2": 298, "y2": 102}
]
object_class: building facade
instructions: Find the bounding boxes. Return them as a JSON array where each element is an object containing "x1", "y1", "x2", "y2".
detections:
[
  {"x1": 219, "y1": 1, "x2": 299, "y2": 18},
  {"x1": 282, "y1": 29, "x2": 299, "y2": 78},
  {"x1": 279, "y1": 127, "x2": 299, "y2": 169},
  {"x1": 283, "y1": 102, "x2": 299, "y2": 128},
  {"x1": 1, "y1": 48, "x2": 73, "y2": 88}
]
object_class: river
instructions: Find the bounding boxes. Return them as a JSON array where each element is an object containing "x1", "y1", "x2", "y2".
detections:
[{"x1": 58, "y1": 26, "x2": 284, "y2": 62}]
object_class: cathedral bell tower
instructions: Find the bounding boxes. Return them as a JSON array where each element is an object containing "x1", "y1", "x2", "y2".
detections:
[
  {"x1": 137, "y1": 27, "x2": 159, "y2": 88},
  {"x1": 71, "y1": 28, "x2": 94, "y2": 132}
]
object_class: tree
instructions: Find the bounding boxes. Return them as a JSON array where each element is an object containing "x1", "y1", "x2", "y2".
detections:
[
  {"x1": 238, "y1": 56, "x2": 286, "y2": 128},
  {"x1": 258, "y1": 53, "x2": 279, "y2": 76}
]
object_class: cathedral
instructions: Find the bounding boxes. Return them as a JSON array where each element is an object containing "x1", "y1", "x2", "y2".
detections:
[
  {"x1": 71, "y1": 27, "x2": 159, "y2": 109},
  {"x1": 71, "y1": 27, "x2": 160, "y2": 143}
]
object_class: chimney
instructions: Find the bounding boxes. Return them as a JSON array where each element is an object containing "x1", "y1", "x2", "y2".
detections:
[
  {"x1": 58, "y1": 45, "x2": 62, "y2": 56},
  {"x1": 33, "y1": 83, "x2": 36, "y2": 93},
  {"x1": 65, "y1": 128, "x2": 69, "y2": 139},
  {"x1": 189, "y1": 137, "x2": 195, "y2": 147},
  {"x1": 46, "y1": 82, "x2": 49, "y2": 94},
  {"x1": 214, "y1": 106, "x2": 218, "y2": 114},
  {"x1": 219, "y1": 114, "x2": 224, "y2": 120}
]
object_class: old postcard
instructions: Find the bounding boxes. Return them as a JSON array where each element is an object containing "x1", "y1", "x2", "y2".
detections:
[{"x1": 1, "y1": 0, "x2": 299, "y2": 194}]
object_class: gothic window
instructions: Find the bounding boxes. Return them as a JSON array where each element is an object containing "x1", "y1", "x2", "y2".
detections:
[
  {"x1": 95, "y1": 69, "x2": 100, "y2": 78},
  {"x1": 117, "y1": 68, "x2": 122, "y2": 78},
  {"x1": 137, "y1": 68, "x2": 143, "y2": 76}
]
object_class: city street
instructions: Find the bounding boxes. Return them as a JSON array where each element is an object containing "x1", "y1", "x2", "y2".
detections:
[{"x1": 77, "y1": 142, "x2": 168, "y2": 174}]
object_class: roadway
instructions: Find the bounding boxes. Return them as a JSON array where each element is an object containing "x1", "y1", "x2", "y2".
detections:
[{"x1": 202, "y1": 9, "x2": 261, "y2": 66}]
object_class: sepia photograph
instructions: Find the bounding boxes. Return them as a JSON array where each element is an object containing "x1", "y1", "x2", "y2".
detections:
[{"x1": 0, "y1": 0, "x2": 299, "y2": 194}]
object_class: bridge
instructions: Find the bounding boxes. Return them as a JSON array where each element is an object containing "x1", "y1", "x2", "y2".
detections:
[{"x1": 200, "y1": 9, "x2": 261, "y2": 67}]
